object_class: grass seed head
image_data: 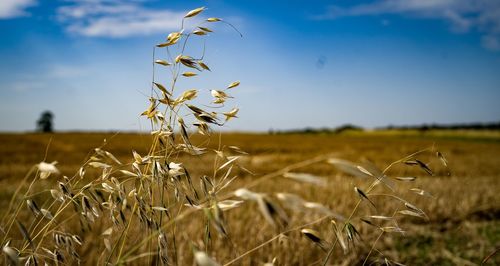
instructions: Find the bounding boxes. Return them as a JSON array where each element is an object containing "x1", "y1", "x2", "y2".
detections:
[
  {"x1": 194, "y1": 250, "x2": 220, "y2": 266},
  {"x1": 2, "y1": 246, "x2": 19, "y2": 266}
]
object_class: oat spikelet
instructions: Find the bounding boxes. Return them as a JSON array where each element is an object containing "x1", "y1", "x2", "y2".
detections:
[
  {"x1": 283, "y1": 172, "x2": 327, "y2": 186},
  {"x1": 194, "y1": 250, "x2": 220, "y2": 266},
  {"x1": 301, "y1": 229, "x2": 329, "y2": 251},
  {"x1": 38, "y1": 161, "x2": 59, "y2": 179},
  {"x1": 185, "y1": 7, "x2": 206, "y2": 18},
  {"x1": 437, "y1": 151, "x2": 448, "y2": 167},
  {"x1": 2, "y1": 246, "x2": 19, "y2": 266},
  {"x1": 354, "y1": 187, "x2": 376, "y2": 208}
]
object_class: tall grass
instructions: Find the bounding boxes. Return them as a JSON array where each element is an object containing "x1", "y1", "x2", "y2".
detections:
[{"x1": 0, "y1": 7, "x2": 445, "y2": 265}]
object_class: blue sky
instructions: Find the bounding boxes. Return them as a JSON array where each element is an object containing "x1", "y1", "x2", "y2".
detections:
[{"x1": 0, "y1": 0, "x2": 499, "y2": 132}]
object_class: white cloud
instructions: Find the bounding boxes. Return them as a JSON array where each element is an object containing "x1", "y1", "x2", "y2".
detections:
[
  {"x1": 0, "y1": 0, "x2": 36, "y2": 19},
  {"x1": 57, "y1": 0, "x2": 187, "y2": 37},
  {"x1": 316, "y1": 0, "x2": 500, "y2": 51}
]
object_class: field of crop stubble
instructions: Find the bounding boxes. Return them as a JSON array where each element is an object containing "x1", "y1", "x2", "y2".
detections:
[
  {"x1": 2, "y1": 6, "x2": 500, "y2": 265},
  {"x1": 0, "y1": 131, "x2": 498, "y2": 265}
]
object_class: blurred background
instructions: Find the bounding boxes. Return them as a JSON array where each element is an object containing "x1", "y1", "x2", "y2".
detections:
[
  {"x1": 1, "y1": 1, "x2": 499, "y2": 265},
  {"x1": 0, "y1": 0, "x2": 499, "y2": 132}
]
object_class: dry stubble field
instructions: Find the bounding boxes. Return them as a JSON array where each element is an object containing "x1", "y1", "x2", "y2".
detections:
[{"x1": 0, "y1": 131, "x2": 499, "y2": 265}]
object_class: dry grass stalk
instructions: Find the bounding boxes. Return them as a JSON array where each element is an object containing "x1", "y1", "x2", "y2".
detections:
[{"x1": 0, "y1": 6, "x2": 441, "y2": 266}]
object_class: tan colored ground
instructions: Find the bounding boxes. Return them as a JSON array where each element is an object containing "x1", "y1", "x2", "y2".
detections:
[{"x1": 0, "y1": 131, "x2": 498, "y2": 265}]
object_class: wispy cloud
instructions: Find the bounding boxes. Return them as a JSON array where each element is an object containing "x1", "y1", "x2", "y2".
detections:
[
  {"x1": 0, "y1": 0, "x2": 36, "y2": 19},
  {"x1": 316, "y1": 0, "x2": 500, "y2": 51},
  {"x1": 6, "y1": 64, "x2": 89, "y2": 92},
  {"x1": 8, "y1": 80, "x2": 48, "y2": 92},
  {"x1": 57, "y1": 0, "x2": 186, "y2": 37},
  {"x1": 46, "y1": 64, "x2": 89, "y2": 79}
]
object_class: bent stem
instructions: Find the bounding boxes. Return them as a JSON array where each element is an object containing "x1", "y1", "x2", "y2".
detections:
[
  {"x1": 223, "y1": 216, "x2": 330, "y2": 266},
  {"x1": 323, "y1": 147, "x2": 432, "y2": 266}
]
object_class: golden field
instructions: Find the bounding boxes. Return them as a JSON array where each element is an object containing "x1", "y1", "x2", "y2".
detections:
[{"x1": 0, "y1": 131, "x2": 499, "y2": 265}]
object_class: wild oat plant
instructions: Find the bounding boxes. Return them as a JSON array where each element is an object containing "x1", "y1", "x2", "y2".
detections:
[{"x1": 1, "y1": 7, "x2": 445, "y2": 266}]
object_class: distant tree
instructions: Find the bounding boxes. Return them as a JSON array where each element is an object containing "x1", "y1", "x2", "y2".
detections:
[
  {"x1": 37, "y1": 111, "x2": 54, "y2": 133},
  {"x1": 333, "y1": 124, "x2": 363, "y2": 134}
]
